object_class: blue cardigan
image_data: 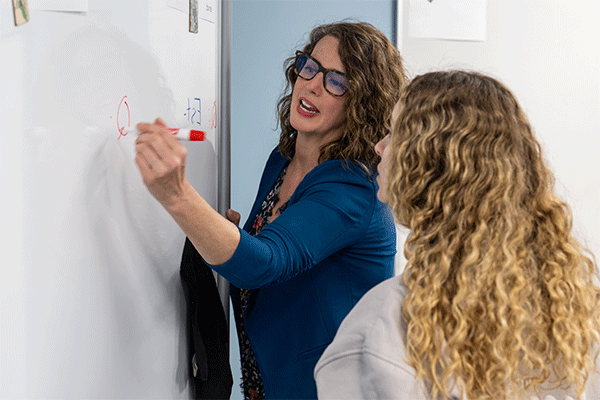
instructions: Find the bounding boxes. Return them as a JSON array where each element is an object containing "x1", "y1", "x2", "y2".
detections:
[{"x1": 211, "y1": 148, "x2": 396, "y2": 399}]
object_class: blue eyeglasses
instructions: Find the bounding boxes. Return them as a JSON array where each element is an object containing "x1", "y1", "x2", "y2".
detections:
[{"x1": 294, "y1": 51, "x2": 349, "y2": 97}]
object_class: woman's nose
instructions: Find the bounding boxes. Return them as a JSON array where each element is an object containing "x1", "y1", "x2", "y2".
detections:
[
  {"x1": 375, "y1": 138, "x2": 384, "y2": 156},
  {"x1": 307, "y1": 72, "x2": 324, "y2": 94}
]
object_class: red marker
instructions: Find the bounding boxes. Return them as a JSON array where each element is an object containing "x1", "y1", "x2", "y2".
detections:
[
  {"x1": 122, "y1": 127, "x2": 206, "y2": 141},
  {"x1": 166, "y1": 127, "x2": 206, "y2": 141}
]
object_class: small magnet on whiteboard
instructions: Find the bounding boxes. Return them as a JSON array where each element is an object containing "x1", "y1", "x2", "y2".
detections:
[
  {"x1": 189, "y1": 0, "x2": 199, "y2": 33},
  {"x1": 12, "y1": 0, "x2": 30, "y2": 26}
]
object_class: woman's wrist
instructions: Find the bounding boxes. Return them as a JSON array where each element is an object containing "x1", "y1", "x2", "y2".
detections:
[{"x1": 161, "y1": 178, "x2": 198, "y2": 216}]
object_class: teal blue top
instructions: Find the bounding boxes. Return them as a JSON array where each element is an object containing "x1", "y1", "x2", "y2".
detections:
[{"x1": 211, "y1": 148, "x2": 396, "y2": 399}]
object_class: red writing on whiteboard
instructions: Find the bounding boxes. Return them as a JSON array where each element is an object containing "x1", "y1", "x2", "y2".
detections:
[
  {"x1": 211, "y1": 101, "x2": 217, "y2": 129},
  {"x1": 117, "y1": 96, "x2": 131, "y2": 140}
]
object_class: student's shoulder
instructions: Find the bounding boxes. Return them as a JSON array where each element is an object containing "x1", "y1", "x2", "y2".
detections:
[
  {"x1": 315, "y1": 276, "x2": 422, "y2": 397},
  {"x1": 360, "y1": 276, "x2": 408, "y2": 359},
  {"x1": 350, "y1": 275, "x2": 406, "y2": 338},
  {"x1": 320, "y1": 276, "x2": 407, "y2": 359}
]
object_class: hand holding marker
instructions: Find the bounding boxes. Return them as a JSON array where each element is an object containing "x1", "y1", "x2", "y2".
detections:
[{"x1": 122, "y1": 126, "x2": 206, "y2": 141}]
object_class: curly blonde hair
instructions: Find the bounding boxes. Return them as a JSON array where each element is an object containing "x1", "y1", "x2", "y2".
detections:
[
  {"x1": 386, "y1": 70, "x2": 600, "y2": 399},
  {"x1": 276, "y1": 21, "x2": 406, "y2": 169}
]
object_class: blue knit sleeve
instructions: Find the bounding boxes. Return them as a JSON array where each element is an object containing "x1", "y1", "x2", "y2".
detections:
[{"x1": 210, "y1": 161, "x2": 378, "y2": 289}]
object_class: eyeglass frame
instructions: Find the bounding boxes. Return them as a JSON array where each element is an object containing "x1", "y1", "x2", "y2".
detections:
[{"x1": 294, "y1": 51, "x2": 350, "y2": 97}]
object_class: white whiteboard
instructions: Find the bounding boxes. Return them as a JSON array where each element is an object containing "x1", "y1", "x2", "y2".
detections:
[{"x1": 0, "y1": 1, "x2": 221, "y2": 398}]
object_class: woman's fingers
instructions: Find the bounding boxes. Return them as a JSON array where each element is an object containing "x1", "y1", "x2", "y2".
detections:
[
  {"x1": 136, "y1": 122, "x2": 185, "y2": 168},
  {"x1": 226, "y1": 209, "x2": 241, "y2": 226},
  {"x1": 136, "y1": 121, "x2": 164, "y2": 136},
  {"x1": 134, "y1": 119, "x2": 189, "y2": 205},
  {"x1": 154, "y1": 117, "x2": 168, "y2": 127},
  {"x1": 135, "y1": 133, "x2": 167, "y2": 175}
]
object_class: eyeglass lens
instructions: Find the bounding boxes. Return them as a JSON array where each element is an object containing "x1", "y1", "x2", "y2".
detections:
[{"x1": 295, "y1": 54, "x2": 348, "y2": 96}]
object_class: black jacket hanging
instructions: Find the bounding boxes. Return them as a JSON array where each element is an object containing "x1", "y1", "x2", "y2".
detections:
[{"x1": 180, "y1": 237, "x2": 233, "y2": 399}]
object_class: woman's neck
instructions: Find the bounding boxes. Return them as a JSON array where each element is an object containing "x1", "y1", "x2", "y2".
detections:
[
  {"x1": 286, "y1": 156, "x2": 315, "y2": 191},
  {"x1": 293, "y1": 129, "x2": 338, "y2": 166}
]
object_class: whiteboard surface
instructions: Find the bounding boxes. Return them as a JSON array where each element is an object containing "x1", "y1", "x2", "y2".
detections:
[{"x1": 1, "y1": 1, "x2": 220, "y2": 398}]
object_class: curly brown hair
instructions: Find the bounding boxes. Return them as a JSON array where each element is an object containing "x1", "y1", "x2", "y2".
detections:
[
  {"x1": 276, "y1": 21, "x2": 406, "y2": 170},
  {"x1": 387, "y1": 70, "x2": 600, "y2": 399}
]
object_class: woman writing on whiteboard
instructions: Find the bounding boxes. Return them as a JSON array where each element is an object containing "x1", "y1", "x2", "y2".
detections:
[
  {"x1": 135, "y1": 21, "x2": 406, "y2": 399},
  {"x1": 314, "y1": 70, "x2": 600, "y2": 400}
]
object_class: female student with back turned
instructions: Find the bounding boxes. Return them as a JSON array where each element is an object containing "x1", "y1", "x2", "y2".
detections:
[
  {"x1": 315, "y1": 70, "x2": 600, "y2": 400},
  {"x1": 134, "y1": 21, "x2": 406, "y2": 399}
]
